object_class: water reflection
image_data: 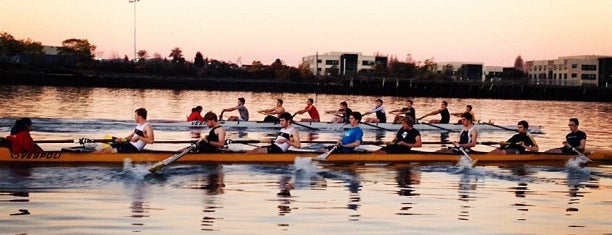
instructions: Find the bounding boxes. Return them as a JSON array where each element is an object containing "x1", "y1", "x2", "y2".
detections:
[
  {"x1": 277, "y1": 175, "x2": 294, "y2": 216},
  {"x1": 457, "y1": 174, "x2": 478, "y2": 221},
  {"x1": 396, "y1": 167, "x2": 421, "y2": 196},
  {"x1": 196, "y1": 165, "x2": 225, "y2": 231},
  {"x1": 508, "y1": 165, "x2": 532, "y2": 221},
  {"x1": 128, "y1": 182, "x2": 150, "y2": 232},
  {"x1": 347, "y1": 174, "x2": 361, "y2": 222},
  {"x1": 565, "y1": 168, "x2": 598, "y2": 217}
]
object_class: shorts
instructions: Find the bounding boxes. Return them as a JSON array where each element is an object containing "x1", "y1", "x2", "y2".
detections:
[
  {"x1": 196, "y1": 143, "x2": 221, "y2": 153},
  {"x1": 267, "y1": 144, "x2": 284, "y2": 154},
  {"x1": 111, "y1": 142, "x2": 139, "y2": 153},
  {"x1": 263, "y1": 115, "x2": 279, "y2": 123}
]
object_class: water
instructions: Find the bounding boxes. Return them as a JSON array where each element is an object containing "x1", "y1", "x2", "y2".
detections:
[{"x1": 1, "y1": 85, "x2": 611, "y2": 234}]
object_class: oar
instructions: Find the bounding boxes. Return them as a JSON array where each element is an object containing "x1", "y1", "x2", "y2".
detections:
[
  {"x1": 419, "y1": 122, "x2": 456, "y2": 132},
  {"x1": 359, "y1": 122, "x2": 393, "y2": 131},
  {"x1": 315, "y1": 145, "x2": 338, "y2": 160},
  {"x1": 292, "y1": 121, "x2": 319, "y2": 131},
  {"x1": 34, "y1": 139, "x2": 203, "y2": 145},
  {"x1": 290, "y1": 113, "x2": 320, "y2": 131},
  {"x1": 149, "y1": 142, "x2": 199, "y2": 173},
  {"x1": 453, "y1": 147, "x2": 478, "y2": 173},
  {"x1": 482, "y1": 122, "x2": 517, "y2": 132},
  {"x1": 35, "y1": 138, "x2": 113, "y2": 144},
  {"x1": 566, "y1": 147, "x2": 591, "y2": 168}
]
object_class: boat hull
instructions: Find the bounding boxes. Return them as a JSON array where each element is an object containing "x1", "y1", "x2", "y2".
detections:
[{"x1": 2, "y1": 148, "x2": 610, "y2": 164}]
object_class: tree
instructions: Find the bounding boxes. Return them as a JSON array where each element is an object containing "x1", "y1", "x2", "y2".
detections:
[
  {"x1": 514, "y1": 55, "x2": 525, "y2": 72},
  {"x1": 59, "y1": 38, "x2": 96, "y2": 62},
  {"x1": 137, "y1": 50, "x2": 149, "y2": 61},
  {"x1": 169, "y1": 47, "x2": 185, "y2": 63},
  {"x1": 194, "y1": 51, "x2": 205, "y2": 67},
  {"x1": 298, "y1": 61, "x2": 314, "y2": 80},
  {"x1": 0, "y1": 32, "x2": 43, "y2": 56}
]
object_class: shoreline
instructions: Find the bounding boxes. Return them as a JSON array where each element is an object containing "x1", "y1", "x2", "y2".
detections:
[{"x1": 1, "y1": 70, "x2": 610, "y2": 102}]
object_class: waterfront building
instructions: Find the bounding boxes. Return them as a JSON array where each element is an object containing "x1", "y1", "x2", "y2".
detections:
[
  {"x1": 302, "y1": 52, "x2": 387, "y2": 76},
  {"x1": 526, "y1": 55, "x2": 612, "y2": 87},
  {"x1": 436, "y1": 62, "x2": 484, "y2": 81}
]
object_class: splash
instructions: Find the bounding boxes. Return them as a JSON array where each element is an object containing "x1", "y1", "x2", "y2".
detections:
[
  {"x1": 122, "y1": 158, "x2": 153, "y2": 179},
  {"x1": 294, "y1": 157, "x2": 319, "y2": 173}
]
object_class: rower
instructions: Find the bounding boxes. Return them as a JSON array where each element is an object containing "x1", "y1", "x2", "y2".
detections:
[
  {"x1": 248, "y1": 112, "x2": 301, "y2": 153},
  {"x1": 389, "y1": 99, "x2": 416, "y2": 124},
  {"x1": 99, "y1": 108, "x2": 154, "y2": 153},
  {"x1": 194, "y1": 112, "x2": 226, "y2": 153},
  {"x1": 326, "y1": 101, "x2": 352, "y2": 123},
  {"x1": 293, "y1": 98, "x2": 320, "y2": 122},
  {"x1": 186, "y1": 105, "x2": 204, "y2": 122},
  {"x1": 451, "y1": 105, "x2": 476, "y2": 123},
  {"x1": 489, "y1": 120, "x2": 538, "y2": 154},
  {"x1": 4, "y1": 118, "x2": 44, "y2": 153},
  {"x1": 437, "y1": 112, "x2": 478, "y2": 153},
  {"x1": 364, "y1": 98, "x2": 387, "y2": 123},
  {"x1": 376, "y1": 117, "x2": 422, "y2": 154},
  {"x1": 321, "y1": 112, "x2": 363, "y2": 154},
  {"x1": 220, "y1": 97, "x2": 249, "y2": 121},
  {"x1": 545, "y1": 118, "x2": 587, "y2": 154},
  {"x1": 418, "y1": 101, "x2": 450, "y2": 124},
  {"x1": 258, "y1": 99, "x2": 285, "y2": 123}
]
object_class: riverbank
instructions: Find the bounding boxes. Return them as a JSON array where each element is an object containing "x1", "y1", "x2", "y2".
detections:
[{"x1": 1, "y1": 70, "x2": 610, "y2": 102}]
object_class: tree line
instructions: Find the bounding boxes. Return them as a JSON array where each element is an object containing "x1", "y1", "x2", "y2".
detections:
[{"x1": 1, "y1": 32, "x2": 526, "y2": 82}]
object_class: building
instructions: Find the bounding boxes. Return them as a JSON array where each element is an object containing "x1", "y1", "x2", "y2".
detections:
[
  {"x1": 436, "y1": 62, "x2": 484, "y2": 81},
  {"x1": 302, "y1": 52, "x2": 387, "y2": 76},
  {"x1": 525, "y1": 55, "x2": 612, "y2": 86}
]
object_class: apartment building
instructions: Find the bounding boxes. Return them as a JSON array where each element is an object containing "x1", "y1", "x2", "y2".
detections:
[
  {"x1": 526, "y1": 55, "x2": 612, "y2": 86},
  {"x1": 302, "y1": 52, "x2": 387, "y2": 76}
]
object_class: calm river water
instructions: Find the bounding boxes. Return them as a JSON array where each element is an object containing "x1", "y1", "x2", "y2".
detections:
[{"x1": 1, "y1": 85, "x2": 611, "y2": 234}]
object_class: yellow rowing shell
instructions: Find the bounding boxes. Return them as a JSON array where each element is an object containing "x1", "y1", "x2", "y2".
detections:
[{"x1": 2, "y1": 147, "x2": 611, "y2": 164}]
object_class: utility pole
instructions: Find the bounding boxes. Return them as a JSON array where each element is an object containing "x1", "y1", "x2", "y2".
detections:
[{"x1": 129, "y1": 0, "x2": 140, "y2": 61}]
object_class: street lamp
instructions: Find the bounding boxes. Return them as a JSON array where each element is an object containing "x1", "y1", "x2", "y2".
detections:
[{"x1": 129, "y1": 0, "x2": 140, "y2": 61}]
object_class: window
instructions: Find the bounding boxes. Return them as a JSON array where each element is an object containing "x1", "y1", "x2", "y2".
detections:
[
  {"x1": 581, "y1": 74, "x2": 596, "y2": 80},
  {"x1": 317, "y1": 68, "x2": 321, "y2": 71},
  {"x1": 571, "y1": 64, "x2": 577, "y2": 68},
  {"x1": 362, "y1": 60, "x2": 375, "y2": 66},
  {"x1": 317, "y1": 59, "x2": 322, "y2": 63},
  {"x1": 571, "y1": 73, "x2": 577, "y2": 78},
  {"x1": 581, "y1": 64, "x2": 596, "y2": 71},
  {"x1": 325, "y1": 60, "x2": 339, "y2": 65},
  {"x1": 564, "y1": 73, "x2": 567, "y2": 79}
]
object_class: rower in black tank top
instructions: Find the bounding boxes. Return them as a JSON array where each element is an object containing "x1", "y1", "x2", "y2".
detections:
[
  {"x1": 440, "y1": 109, "x2": 450, "y2": 124},
  {"x1": 197, "y1": 126, "x2": 222, "y2": 153}
]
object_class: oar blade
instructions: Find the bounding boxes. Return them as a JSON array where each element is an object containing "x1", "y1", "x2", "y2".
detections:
[
  {"x1": 315, "y1": 145, "x2": 337, "y2": 161},
  {"x1": 148, "y1": 144, "x2": 197, "y2": 173}
]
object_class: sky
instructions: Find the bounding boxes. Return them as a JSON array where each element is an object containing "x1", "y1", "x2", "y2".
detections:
[{"x1": 2, "y1": 0, "x2": 611, "y2": 67}]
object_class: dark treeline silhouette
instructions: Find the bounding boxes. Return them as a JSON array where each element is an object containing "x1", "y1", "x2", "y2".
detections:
[{"x1": 1, "y1": 31, "x2": 530, "y2": 82}]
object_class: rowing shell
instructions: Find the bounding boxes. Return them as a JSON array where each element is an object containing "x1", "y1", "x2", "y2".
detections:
[
  {"x1": 155, "y1": 121, "x2": 544, "y2": 133},
  {"x1": 2, "y1": 147, "x2": 609, "y2": 164}
]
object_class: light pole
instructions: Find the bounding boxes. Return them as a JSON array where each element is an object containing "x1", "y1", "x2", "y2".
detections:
[{"x1": 129, "y1": 0, "x2": 140, "y2": 61}]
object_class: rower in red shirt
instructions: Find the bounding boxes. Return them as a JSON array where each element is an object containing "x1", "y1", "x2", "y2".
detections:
[
  {"x1": 293, "y1": 98, "x2": 320, "y2": 122},
  {"x1": 187, "y1": 105, "x2": 204, "y2": 122},
  {"x1": 5, "y1": 118, "x2": 44, "y2": 153}
]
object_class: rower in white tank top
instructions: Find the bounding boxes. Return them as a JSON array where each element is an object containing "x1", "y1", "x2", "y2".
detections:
[
  {"x1": 130, "y1": 122, "x2": 150, "y2": 151},
  {"x1": 273, "y1": 127, "x2": 295, "y2": 152}
]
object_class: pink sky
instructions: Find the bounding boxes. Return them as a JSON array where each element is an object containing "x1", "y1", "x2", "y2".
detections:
[{"x1": 2, "y1": 0, "x2": 611, "y2": 66}]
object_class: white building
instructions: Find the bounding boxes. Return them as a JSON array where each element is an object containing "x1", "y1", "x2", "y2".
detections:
[
  {"x1": 302, "y1": 52, "x2": 385, "y2": 76},
  {"x1": 526, "y1": 55, "x2": 611, "y2": 86}
]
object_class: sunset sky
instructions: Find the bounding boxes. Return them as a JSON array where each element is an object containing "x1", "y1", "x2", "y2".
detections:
[{"x1": 2, "y1": 0, "x2": 611, "y2": 66}]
